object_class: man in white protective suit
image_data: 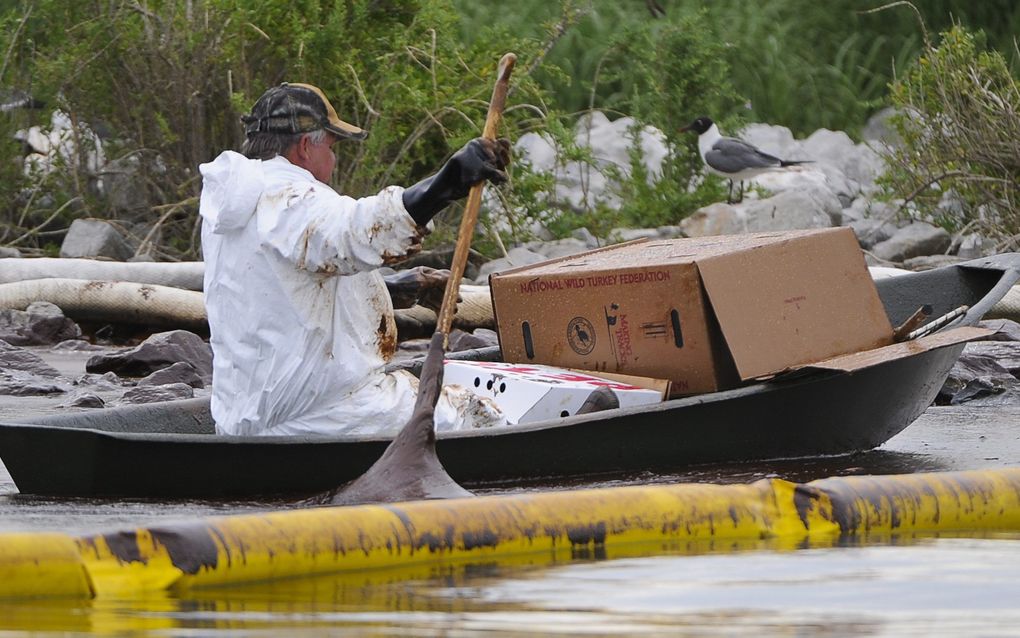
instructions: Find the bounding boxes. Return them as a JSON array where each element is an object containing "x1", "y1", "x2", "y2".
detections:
[{"x1": 199, "y1": 82, "x2": 509, "y2": 436}]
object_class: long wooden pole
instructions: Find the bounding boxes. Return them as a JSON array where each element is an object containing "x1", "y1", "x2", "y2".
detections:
[{"x1": 435, "y1": 52, "x2": 516, "y2": 342}]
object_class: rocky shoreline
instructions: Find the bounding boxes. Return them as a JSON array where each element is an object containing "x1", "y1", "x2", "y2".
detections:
[
  {"x1": 2, "y1": 302, "x2": 1020, "y2": 420},
  {"x1": 3, "y1": 111, "x2": 1020, "y2": 417}
]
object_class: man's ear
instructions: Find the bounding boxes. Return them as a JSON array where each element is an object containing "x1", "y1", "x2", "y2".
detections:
[{"x1": 297, "y1": 134, "x2": 312, "y2": 160}]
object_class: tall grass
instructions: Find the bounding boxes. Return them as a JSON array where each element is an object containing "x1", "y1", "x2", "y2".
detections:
[{"x1": 454, "y1": 0, "x2": 1020, "y2": 136}]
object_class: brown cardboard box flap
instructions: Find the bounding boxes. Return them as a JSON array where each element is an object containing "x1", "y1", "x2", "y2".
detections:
[
  {"x1": 570, "y1": 369, "x2": 672, "y2": 400},
  {"x1": 695, "y1": 228, "x2": 894, "y2": 380},
  {"x1": 795, "y1": 326, "x2": 994, "y2": 373}
]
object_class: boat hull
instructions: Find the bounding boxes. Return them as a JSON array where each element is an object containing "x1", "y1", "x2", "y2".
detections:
[
  {"x1": 3, "y1": 253, "x2": 1018, "y2": 499},
  {"x1": 0, "y1": 342, "x2": 962, "y2": 498}
]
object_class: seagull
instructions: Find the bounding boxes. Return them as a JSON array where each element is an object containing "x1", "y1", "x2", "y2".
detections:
[{"x1": 681, "y1": 116, "x2": 810, "y2": 204}]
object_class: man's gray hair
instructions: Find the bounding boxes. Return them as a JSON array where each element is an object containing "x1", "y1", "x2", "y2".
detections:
[{"x1": 242, "y1": 128, "x2": 329, "y2": 160}]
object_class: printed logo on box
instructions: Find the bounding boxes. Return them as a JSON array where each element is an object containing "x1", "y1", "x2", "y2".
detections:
[{"x1": 566, "y1": 316, "x2": 596, "y2": 355}]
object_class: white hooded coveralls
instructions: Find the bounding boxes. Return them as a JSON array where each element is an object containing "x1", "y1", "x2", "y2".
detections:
[{"x1": 199, "y1": 151, "x2": 425, "y2": 436}]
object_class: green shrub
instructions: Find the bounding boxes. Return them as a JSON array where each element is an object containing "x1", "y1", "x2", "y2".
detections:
[
  {"x1": 0, "y1": 0, "x2": 547, "y2": 258},
  {"x1": 880, "y1": 24, "x2": 1020, "y2": 247}
]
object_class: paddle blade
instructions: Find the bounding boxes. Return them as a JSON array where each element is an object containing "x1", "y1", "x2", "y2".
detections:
[{"x1": 314, "y1": 332, "x2": 473, "y2": 506}]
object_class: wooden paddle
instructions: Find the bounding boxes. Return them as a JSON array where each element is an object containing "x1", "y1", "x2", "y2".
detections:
[
  {"x1": 435, "y1": 52, "x2": 517, "y2": 342},
  {"x1": 322, "y1": 53, "x2": 516, "y2": 506}
]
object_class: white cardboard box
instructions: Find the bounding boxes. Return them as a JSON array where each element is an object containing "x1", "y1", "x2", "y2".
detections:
[{"x1": 443, "y1": 360, "x2": 666, "y2": 424}]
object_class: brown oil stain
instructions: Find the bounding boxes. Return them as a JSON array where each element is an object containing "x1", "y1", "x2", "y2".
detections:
[
  {"x1": 377, "y1": 315, "x2": 397, "y2": 360},
  {"x1": 83, "y1": 522, "x2": 220, "y2": 575}
]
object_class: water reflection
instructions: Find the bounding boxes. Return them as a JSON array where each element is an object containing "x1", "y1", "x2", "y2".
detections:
[
  {"x1": 471, "y1": 448, "x2": 953, "y2": 495},
  {"x1": 2, "y1": 534, "x2": 1018, "y2": 635}
]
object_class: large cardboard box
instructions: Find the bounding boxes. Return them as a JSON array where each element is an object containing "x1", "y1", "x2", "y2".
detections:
[{"x1": 489, "y1": 228, "x2": 894, "y2": 396}]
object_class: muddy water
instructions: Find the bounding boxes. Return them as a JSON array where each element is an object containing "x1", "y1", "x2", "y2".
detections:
[
  {"x1": 0, "y1": 536, "x2": 1018, "y2": 635},
  {"x1": 0, "y1": 404, "x2": 1018, "y2": 635}
]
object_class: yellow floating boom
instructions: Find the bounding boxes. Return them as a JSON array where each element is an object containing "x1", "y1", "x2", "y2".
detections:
[{"x1": 1, "y1": 468, "x2": 1018, "y2": 600}]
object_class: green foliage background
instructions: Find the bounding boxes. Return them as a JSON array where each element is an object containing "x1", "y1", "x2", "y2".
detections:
[
  {"x1": 0, "y1": 0, "x2": 1018, "y2": 257},
  {"x1": 880, "y1": 25, "x2": 1020, "y2": 245}
]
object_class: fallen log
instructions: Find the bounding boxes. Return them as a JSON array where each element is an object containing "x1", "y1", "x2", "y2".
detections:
[
  {"x1": 0, "y1": 278, "x2": 494, "y2": 338},
  {"x1": 0, "y1": 258, "x2": 204, "y2": 291}
]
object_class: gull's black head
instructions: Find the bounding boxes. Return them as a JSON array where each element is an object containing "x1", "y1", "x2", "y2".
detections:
[{"x1": 680, "y1": 117, "x2": 713, "y2": 135}]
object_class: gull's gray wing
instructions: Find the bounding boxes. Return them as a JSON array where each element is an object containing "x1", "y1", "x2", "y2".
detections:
[{"x1": 704, "y1": 137, "x2": 782, "y2": 174}]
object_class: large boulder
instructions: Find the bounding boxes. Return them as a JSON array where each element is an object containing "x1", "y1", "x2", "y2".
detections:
[
  {"x1": 939, "y1": 348, "x2": 1020, "y2": 406},
  {"x1": 870, "y1": 222, "x2": 952, "y2": 263},
  {"x1": 681, "y1": 184, "x2": 839, "y2": 238},
  {"x1": 60, "y1": 218, "x2": 133, "y2": 261},
  {"x1": 513, "y1": 111, "x2": 669, "y2": 215},
  {"x1": 475, "y1": 246, "x2": 547, "y2": 283},
  {"x1": 137, "y1": 361, "x2": 204, "y2": 389},
  {"x1": 0, "y1": 301, "x2": 81, "y2": 346},
  {"x1": 86, "y1": 330, "x2": 212, "y2": 381}
]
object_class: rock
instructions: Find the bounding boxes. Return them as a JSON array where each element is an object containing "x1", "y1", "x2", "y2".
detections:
[
  {"x1": 0, "y1": 340, "x2": 60, "y2": 376},
  {"x1": 741, "y1": 123, "x2": 799, "y2": 159},
  {"x1": 870, "y1": 222, "x2": 951, "y2": 263},
  {"x1": 800, "y1": 128, "x2": 884, "y2": 189},
  {"x1": 61, "y1": 392, "x2": 105, "y2": 408},
  {"x1": 52, "y1": 339, "x2": 108, "y2": 352},
  {"x1": 0, "y1": 247, "x2": 21, "y2": 258},
  {"x1": 680, "y1": 203, "x2": 745, "y2": 237},
  {"x1": 607, "y1": 227, "x2": 661, "y2": 243},
  {"x1": 746, "y1": 173, "x2": 844, "y2": 225},
  {"x1": 954, "y1": 233, "x2": 989, "y2": 259},
  {"x1": 74, "y1": 371, "x2": 125, "y2": 390},
  {"x1": 741, "y1": 188, "x2": 840, "y2": 231},
  {"x1": 980, "y1": 319, "x2": 1020, "y2": 342},
  {"x1": 101, "y1": 154, "x2": 151, "y2": 214},
  {"x1": 868, "y1": 266, "x2": 912, "y2": 280},
  {"x1": 939, "y1": 349, "x2": 1020, "y2": 405},
  {"x1": 681, "y1": 182, "x2": 840, "y2": 238},
  {"x1": 0, "y1": 301, "x2": 81, "y2": 346},
  {"x1": 512, "y1": 111, "x2": 669, "y2": 222},
  {"x1": 962, "y1": 341, "x2": 1020, "y2": 376},
  {"x1": 60, "y1": 218, "x2": 133, "y2": 261},
  {"x1": 861, "y1": 107, "x2": 900, "y2": 146},
  {"x1": 570, "y1": 227, "x2": 600, "y2": 248},
  {"x1": 447, "y1": 329, "x2": 499, "y2": 352},
  {"x1": 0, "y1": 372, "x2": 67, "y2": 396},
  {"x1": 902, "y1": 255, "x2": 966, "y2": 271},
  {"x1": 85, "y1": 330, "x2": 212, "y2": 381},
  {"x1": 120, "y1": 382, "x2": 194, "y2": 404},
  {"x1": 533, "y1": 237, "x2": 590, "y2": 260},
  {"x1": 396, "y1": 248, "x2": 486, "y2": 281},
  {"x1": 578, "y1": 111, "x2": 668, "y2": 183},
  {"x1": 850, "y1": 218, "x2": 898, "y2": 250},
  {"x1": 746, "y1": 189, "x2": 840, "y2": 231},
  {"x1": 137, "y1": 361, "x2": 204, "y2": 389},
  {"x1": 475, "y1": 247, "x2": 546, "y2": 283},
  {"x1": 741, "y1": 123, "x2": 885, "y2": 197},
  {"x1": 845, "y1": 199, "x2": 901, "y2": 250}
]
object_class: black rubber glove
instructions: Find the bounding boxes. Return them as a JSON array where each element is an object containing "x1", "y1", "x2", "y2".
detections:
[{"x1": 402, "y1": 137, "x2": 511, "y2": 225}]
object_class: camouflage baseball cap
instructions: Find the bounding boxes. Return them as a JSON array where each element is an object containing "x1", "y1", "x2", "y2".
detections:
[{"x1": 241, "y1": 82, "x2": 367, "y2": 140}]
